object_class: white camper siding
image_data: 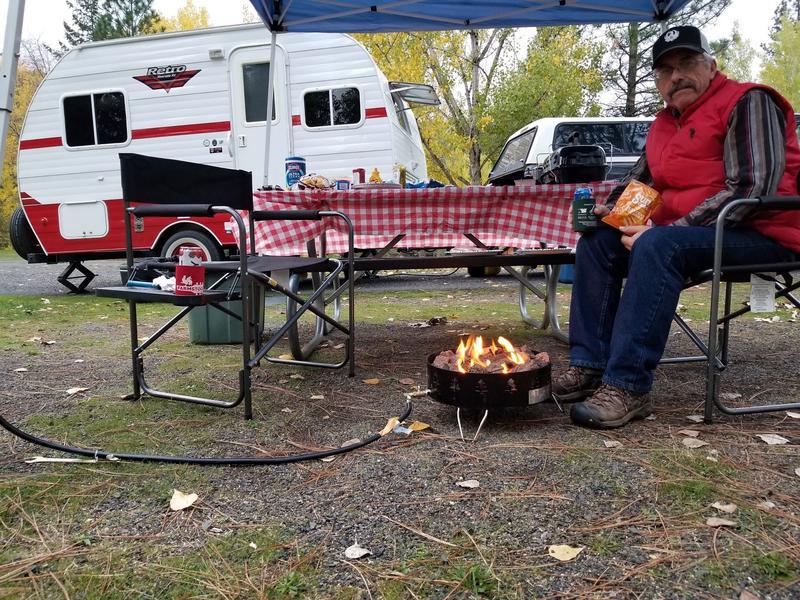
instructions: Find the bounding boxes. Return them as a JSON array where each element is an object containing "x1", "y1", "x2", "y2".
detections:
[{"x1": 288, "y1": 40, "x2": 395, "y2": 179}]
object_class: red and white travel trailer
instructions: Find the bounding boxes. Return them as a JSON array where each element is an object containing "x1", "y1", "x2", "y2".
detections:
[{"x1": 11, "y1": 23, "x2": 432, "y2": 290}]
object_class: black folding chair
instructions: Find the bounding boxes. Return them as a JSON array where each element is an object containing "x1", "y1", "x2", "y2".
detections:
[
  {"x1": 96, "y1": 153, "x2": 355, "y2": 419},
  {"x1": 661, "y1": 197, "x2": 800, "y2": 423}
]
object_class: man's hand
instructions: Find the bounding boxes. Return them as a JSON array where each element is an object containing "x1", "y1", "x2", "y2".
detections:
[
  {"x1": 619, "y1": 224, "x2": 652, "y2": 251},
  {"x1": 592, "y1": 205, "x2": 611, "y2": 217}
]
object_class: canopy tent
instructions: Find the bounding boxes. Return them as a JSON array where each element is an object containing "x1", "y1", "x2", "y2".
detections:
[
  {"x1": 246, "y1": 1, "x2": 694, "y2": 32},
  {"x1": 245, "y1": 0, "x2": 694, "y2": 185}
]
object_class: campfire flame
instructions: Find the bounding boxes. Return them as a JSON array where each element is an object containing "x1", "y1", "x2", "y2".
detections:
[{"x1": 455, "y1": 335, "x2": 530, "y2": 374}]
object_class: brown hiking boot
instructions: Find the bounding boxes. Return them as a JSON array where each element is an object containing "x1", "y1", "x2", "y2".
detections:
[
  {"x1": 570, "y1": 384, "x2": 652, "y2": 429},
  {"x1": 552, "y1": 366, "x2": 602, "y2": 403}
]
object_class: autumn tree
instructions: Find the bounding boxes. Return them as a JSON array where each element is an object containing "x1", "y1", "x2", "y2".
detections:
[
  {"x1": 711, "y1": 22, "x2": 756, "y2": 82},
  {"x1": 760, "y1": 16, "x2": 800, "y2": 106},
  {"x1": 150, "y1": 0, "x2": 210, "y2": 33},
  {"x1": 359, "y1": 28, "x2": 601, "y2": 185},
  {"x1": 601, "y1": 0, "x2": 730, "y2": 116}
]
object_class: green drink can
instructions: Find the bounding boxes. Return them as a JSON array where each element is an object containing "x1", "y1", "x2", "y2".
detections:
[{"x1": 572, "y1": 186, "x2": 599, "y2": 232}]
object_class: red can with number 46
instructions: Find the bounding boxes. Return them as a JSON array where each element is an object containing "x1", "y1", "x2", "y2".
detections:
[{"x1": 175, "y1": 246, "x2": 205, "y2": 296}]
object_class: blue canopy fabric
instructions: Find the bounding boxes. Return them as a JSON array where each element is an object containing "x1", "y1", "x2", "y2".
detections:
[{"x1": 247, "y1": 1, "x2": 695, "y2": 33}]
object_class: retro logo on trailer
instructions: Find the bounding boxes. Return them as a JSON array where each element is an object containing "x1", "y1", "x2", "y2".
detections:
[{"x1": 133, "y1": 64, "x2": 200, "y2": 92}]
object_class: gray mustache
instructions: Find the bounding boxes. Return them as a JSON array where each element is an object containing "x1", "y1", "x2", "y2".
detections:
[{"x1": 669, "y1": 81, "x2": 696, "y2": 96}]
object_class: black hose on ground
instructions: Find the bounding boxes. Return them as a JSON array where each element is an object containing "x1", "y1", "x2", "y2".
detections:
[{"x1": 0, "y1": 399, "x2": 412, "y2": 466}]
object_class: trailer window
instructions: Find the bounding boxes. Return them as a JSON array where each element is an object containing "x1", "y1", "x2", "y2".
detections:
[
  {"x1": 63, "y1": 92, "x2": 128, "y2": 147},
  {"x1": 303, "y1": 87, "x2": 361, "y2": 127},
  {"x1": 242, "y1": 62, "x2": 276, "y2": 122},
  {"x1": 553, "y1": 121, "x2": 651, "y2": 155}
]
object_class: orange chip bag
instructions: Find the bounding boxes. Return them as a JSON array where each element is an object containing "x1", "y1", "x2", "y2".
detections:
[{"x1": 602, "y1": 180, "x2": 662, "y2": 229}]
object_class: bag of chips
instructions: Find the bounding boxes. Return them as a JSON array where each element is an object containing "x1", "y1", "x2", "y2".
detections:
[{"x1": 602, "y1": 180, "x2": 662, "y2": 229}]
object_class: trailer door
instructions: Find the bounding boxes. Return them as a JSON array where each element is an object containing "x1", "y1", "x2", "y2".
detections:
[{"x1": 229, "y1": 45, "x2": 290, "y2": 187}]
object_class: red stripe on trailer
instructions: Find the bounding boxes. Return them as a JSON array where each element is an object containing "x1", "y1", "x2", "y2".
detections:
[
  {"x1": 132, "y1": 120, "x2": 231, "y2": 139},
  {"x1": 19, "y1": 137, "x2": 62, "y2": 150},
  {"x1": 365, "y1": 107, "x2": 388, "y2": 119}
]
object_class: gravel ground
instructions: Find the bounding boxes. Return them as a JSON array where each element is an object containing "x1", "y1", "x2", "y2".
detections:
[{"x1": 1, "y1": 281, "x2": 799, "y2": 598}]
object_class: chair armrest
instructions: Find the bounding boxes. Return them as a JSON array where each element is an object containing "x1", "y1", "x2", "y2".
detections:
[
  {"x1": 252, "y1": 210, "x2": 322, "y2": 221},
  {"x1": 129, "y1": 204, "x2": 214, "y2": 217},
  {"x1": 752, "y1": 196, "x2": 800, "y2": 211}
]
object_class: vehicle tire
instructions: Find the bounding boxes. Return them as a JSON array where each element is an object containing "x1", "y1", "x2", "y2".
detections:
[
  {"x1": 9, "y1": 207, "x2": 42, "y2": 259},
  {"x1": 159, "y1": 229, "x2": 223, "y2": 262}
]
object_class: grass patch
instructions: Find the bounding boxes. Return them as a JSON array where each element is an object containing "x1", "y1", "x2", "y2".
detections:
[{"x1": 748, "y1": 550, "x2": 797, "y2": 582}]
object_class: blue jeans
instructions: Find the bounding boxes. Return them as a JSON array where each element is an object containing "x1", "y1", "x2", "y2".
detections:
[{"x1": 569, "y1": 226, "x2": 796, "y2": 394}]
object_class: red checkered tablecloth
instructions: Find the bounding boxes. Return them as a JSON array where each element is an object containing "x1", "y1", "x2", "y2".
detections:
[{"x1": 239, "y1": 182, "x2": 618, "y2": 255}]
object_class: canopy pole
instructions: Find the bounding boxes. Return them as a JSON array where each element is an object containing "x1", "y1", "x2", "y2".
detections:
[
  {"x1": 262, "y1": 30, "x2": 278, "y2": 188},
  {"x1": 0, "y1": 0, "x2": 26, "y2": 164}
]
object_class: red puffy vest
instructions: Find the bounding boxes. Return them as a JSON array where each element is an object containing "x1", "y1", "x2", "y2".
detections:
[{"x1": 646, "y1": 73, "x2": 800, "y2": 252}]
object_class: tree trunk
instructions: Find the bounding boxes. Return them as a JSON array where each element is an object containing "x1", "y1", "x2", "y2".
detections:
[
  {"x1": 624, "y1": 23, "x2": 639, "y2": 117},
  {"x1": 469, "y1": 30, "x2": 482, "y2": 184}
]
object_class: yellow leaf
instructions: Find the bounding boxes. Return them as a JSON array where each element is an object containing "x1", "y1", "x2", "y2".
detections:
[
  {"x1": 379, "y1": 417, "x2": 399, "y2": 436},
  {"x1": 362, "y1": 378, "x2": 380, "y2": 385},
  {"x1": 408, "y1": 421, "x2": 430, "y2": 432},
  {"x1": 278, "y1": 354, "x2": 293, "y2": 360},
  {"x1": 548, "y1": 545, "x2": 584, "y2": 562},
  {"x1": 170, "y1": 489, "x2": 198, "y2": 511}
]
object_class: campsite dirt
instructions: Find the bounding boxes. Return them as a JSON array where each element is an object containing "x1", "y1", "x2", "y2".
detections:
[{"x1": 1, "y1": 279, "x2": 799, "y2": 598}]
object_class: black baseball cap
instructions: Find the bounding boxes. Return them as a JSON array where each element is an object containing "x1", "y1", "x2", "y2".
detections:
[{"x1": 652, "y1": 26, "x2": 712, "y2": 66}]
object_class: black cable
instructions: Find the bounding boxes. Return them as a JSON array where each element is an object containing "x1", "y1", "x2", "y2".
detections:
[{"x1": 0, "y1": 400, "x2": 412, "y2": 466}]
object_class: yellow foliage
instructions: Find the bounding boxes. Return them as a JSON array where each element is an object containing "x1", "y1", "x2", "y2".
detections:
[
  {"x1": 151, "y1": 0, "x2": 210, "y2": 33},
  {"x1": 1, "y1": 64, "x2": 42, "y2": 247}
]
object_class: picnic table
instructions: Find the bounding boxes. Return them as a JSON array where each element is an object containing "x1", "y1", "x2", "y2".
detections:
[{"x1": 240, "y1": 182, "x2": 618, "y2": 342}]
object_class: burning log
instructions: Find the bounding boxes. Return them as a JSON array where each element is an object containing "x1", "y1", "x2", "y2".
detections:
[{"x1": 432, "y1": 335, "x2": 550, "y2": 374}]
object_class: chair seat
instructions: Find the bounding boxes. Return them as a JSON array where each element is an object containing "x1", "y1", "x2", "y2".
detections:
[
  {"x1": 132, "y1": 255, "x2": 331, "y2": 275},
  {"x1": 686, "y1": 260, "x2": 800, "y2": 287},
  {"x1": 96, "y1": 286, "x2": 230, "y2": 305}
]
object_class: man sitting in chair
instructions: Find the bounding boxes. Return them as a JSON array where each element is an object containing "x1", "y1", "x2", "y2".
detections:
[{"x1": 553, "y1": 26, "x2": 800, "y2": 428}]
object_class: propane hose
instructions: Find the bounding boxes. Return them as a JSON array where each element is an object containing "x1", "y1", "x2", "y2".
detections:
[{"x1": 0, "y1": 397, "x2": 415, "y2": 466}]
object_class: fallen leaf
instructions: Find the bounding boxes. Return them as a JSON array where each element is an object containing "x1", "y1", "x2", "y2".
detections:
[
  {"x1": 362, "y1": 378, "x2": 380, "y2": 385},
  {"x1": 548, "y1": 545, "x2": 584, "y2": 562},
  {"x1": 645, "y1": 414, "x2": 657, "y2": 421},
  {"x1": 408, "y1": 421, "x2": 430, "y2": 432},
  {"x1": 170, "y1": 489, "x2": 198, "y2": 511},
  {"x1": 603, "y1": 440, "x2": 622, "y2": 448},
  {"x1": 248, "y1": 542, "x2": 258, "y2": 549},
  {"x1": 74, "y1": 359, "x2": 85, "y2": 363},
  {"x1": 26, "y1": 336, "x2": 42, "y2": 342},
  {"x1": 320, "y1": 456, "x2": 337, "y2": 463},
  {"x1": 786, "y1": 411, "x2": 800, "y2": 419},
  {"x1": 344, "y1": 543, "x2": 372, "y2": 559},
  {"x1": 341, "y1": 438, "x2": 361, "y2": 446},
  {"x1": 333, "y1": 343, "x2": 345, "y2": 349},
  {"x1": 398, "y1": 378, "x2": 416, "y2": 385},
  {"x1": 719, "y1": 392, "x2": 742, "y2": 400},
  {"x1": 758, "y1": 501, "x2": 776, "y2": 510},
  {"x1": 41, "y1": 298, "x2": 50, "y2": 304},
  {"x1": 278, "y1": 353, "x2": 293, "y2": 360},
  {"x1": 756, "y1": 434, "x2": 789, "y2": 445},
  {"x1": 289, "y1": 374, "x2": 305, "y2": 380},
  {"x1": 711, "y1": 501, "x2": 737, "y2": 514},
  {"x1": 13, "y1": 368, "x2": 28, "y2": 373},
  {"x1": 379, "y1": 417, "x2": 399, "y2": 436},
  {"x1": 682, "y1": 438, "x2": 709, "y2": 449},
  {"x1": 280, "y1": 408, "x2": 292, "y2": 413},
  {"x1": 739, "y1": 590, "x2": 760, "y2": 600},
  {"x1": 795, "y1": 467, "x2": 800, "y2": 478},
  {"x1": 678, "y1": 429, "x2": 700, "y2": 438},
  {"x1": 65, "y1": 387, "x2": 89, "y2": 396},
  {"x1": 456, "y1": 479, "x2": 480, "y2": 489},
  {"x1": 706, "y1": 517, "x2": 736, "y2": 527},
  {"x1": 44, "y1": 340, "x2": 56, "y2": 345},
  {"x1": 686, "y1": 415, "x2": 704, "y2": 423},
  {"x1": 310, "y1": 394, "x2": 324, "y2": 400}
]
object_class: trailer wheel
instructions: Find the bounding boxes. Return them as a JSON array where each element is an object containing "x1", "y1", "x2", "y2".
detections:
[
  {"x1": 160, "y1": 230, "x2": 222, "y2": 262},
  {"x1": 9, "y1": 207, "x2": 42, "y2": 260}
]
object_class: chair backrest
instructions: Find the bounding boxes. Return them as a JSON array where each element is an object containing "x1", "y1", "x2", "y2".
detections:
[{"x1": 119, "y1": 153, "x2": 253, "y2": 211}]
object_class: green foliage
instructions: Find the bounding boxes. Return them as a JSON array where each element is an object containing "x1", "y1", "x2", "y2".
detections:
[
  {"x1": 58, "y1": 0, "x2": 162, "y2": 50},
  {"x1": 749, "y1": 550, "x2": 797, "y2": 581},
  {"x1": 271, "y1": 571, "x2": 308, "y2": 598},
  {"x1": 452, "y1": 564, "x2": 497, "y2": 597},
  {"x1": 712, "y1": 22, "x2": 757, "y2": 82},
  {"x1": 483, "y1": 26, "x2": 604, "y2": 163},
  {"x1": 103, "y1": 0, "x2": 162, "y2": 38},
  {"x1": 760, "y1": 16, "x2": 800, "y2": 106}
]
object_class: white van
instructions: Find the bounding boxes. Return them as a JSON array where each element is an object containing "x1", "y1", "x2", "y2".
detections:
[
  {"x1": 11, "y1": 23, "x2": 434, "y2": 276},
  {"x1": 488, "y1": 117, "x2": 653, "y2": 185}
]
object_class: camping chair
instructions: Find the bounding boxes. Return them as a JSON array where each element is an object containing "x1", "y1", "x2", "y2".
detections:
[
  {"x1": 661, "y1": 197, "x2": 800, "y2": 423},
  {"x1": 96, "y1": 153, "x2": 354, "y2": 420}
]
